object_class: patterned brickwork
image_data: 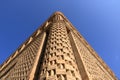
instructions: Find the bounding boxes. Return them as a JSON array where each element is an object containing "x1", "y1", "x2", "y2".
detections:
[
  {"x1": 39, "y1": 18, "x2": 82, "y2": 80},
  {"x1": 70, "y1": 31, "x2": 115, "y2": 80},
  {"x1": 0, "y1": 33, "x2": 44, "y2": 80},
  {"x1": 0, "y1": 11, "x2": 117, "y2": 80}
]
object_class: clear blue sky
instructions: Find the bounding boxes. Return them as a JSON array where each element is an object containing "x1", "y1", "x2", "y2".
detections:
[{"x1": 0, "y1": 0, "x2": 120, "y2": 78}]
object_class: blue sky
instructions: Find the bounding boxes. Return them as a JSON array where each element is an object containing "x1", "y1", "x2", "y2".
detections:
[{"x1": 0, "y1": 0, "x2": 120, "y2": 78}]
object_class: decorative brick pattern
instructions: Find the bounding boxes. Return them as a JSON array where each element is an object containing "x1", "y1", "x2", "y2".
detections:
[
  {"x1": 71, "y1": 32, "x2": 115, "y2": 80},
  {"x1": 0, "y1": 11, "x2": 117, "y2": 80},
  {"x1": 39, "y1": 15, "x2": 81, "y2": 80},
  {"x1": 0, "y1": 34, "x2": 44, "y2": 80}
]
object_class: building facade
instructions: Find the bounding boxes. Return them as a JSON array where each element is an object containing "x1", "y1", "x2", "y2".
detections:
[{"x1": 0, "y1": 12, "x2": 117, "y2": 80}]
